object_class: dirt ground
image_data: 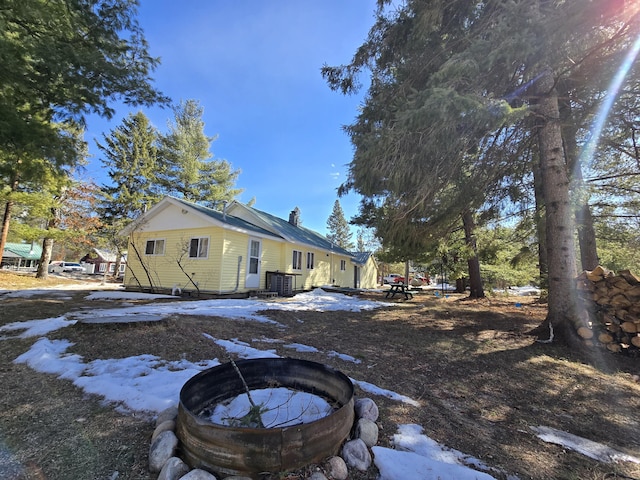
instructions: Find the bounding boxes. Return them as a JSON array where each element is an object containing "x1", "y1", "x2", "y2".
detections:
[{"x1": 1, "y1": 270, "x2": 640, "y2": 480}]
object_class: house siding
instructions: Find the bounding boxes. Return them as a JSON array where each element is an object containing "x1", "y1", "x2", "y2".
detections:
[
  {"x1": 277, "y1": 245, "x2": 355, "y2": 289},
  {"x1": 359, "y1": 256, "x2": 379, "y2": 288},
  {"x1": 125, "y1": 227, "x2": 226, "y2": 293},
  {"x1": 121, "y1": 197, "x2": 379, "y2": 294},
  {"x1": 256, "y1": 237, "x2": 284, "y2": 287},
  {"x1": 124, "y1": 226, "x2": 290, "y2": 294},
  {"x1": 332, "y1": 256, "x2": 354, "y2": 287},
  {"x1": 219, "y1": 230, "x2": 248, "y2": 291}
]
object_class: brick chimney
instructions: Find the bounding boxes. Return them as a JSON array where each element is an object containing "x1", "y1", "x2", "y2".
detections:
[{"x1": 288, "y1": 207, "x2": 301, "y2": 227}]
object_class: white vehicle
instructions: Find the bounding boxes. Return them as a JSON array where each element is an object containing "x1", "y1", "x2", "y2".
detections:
[
  {"x1": 48, "y1": 261, "x2": 85, "y2": 273},
  {"x1": 383, "y1": 273, "x2": 404, "y2": 284},
  {"x1": 430, "y1": 282, "x2": 457, "y2": 292}
]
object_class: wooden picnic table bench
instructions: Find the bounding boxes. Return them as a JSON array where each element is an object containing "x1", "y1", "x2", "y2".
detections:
[{"x1": 385, "y1": 283, "x2": 413, "y2": 300}]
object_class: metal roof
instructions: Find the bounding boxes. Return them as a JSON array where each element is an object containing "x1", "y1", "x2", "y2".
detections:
[
  {"x1": 3, "y1": 242, "x2": 42, "y2": 260},
  {"x1": 351, "y1": 251, "x2": 374, "y2": 266},
  {"x1": 171, "y1": 197, "x2": 354, "y2": 257},
  {"x1": 171, "y1": 198, "x2": 282, "y2": 240},
  {"x1": 244, "y1": 205, "x2": 354, "y2": 256}
]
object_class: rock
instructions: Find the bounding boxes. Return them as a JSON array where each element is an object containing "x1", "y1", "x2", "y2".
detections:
[
  {"x1": 157, "y1": 456, "x2": 189, "y2": 480},
  {"x1": 324, "y1": 456, "x2": 348, "y2": 480},
  {"x1": 156, "y1": 405, "x2": 179, "y2": 426},
  {"x1": 309, "y1": 472, "x2": 327, "y2": 480},
  {"x1": 341, "y1": 438, "x2": 372, "y2": 471},
  {"x1": 181, "y1": 469, "x2": 218, "y2": 480},
  {"x1": 354, "y1": 418, "x2": 379, "y2": 447},
  {"x1": 222, "y1": 477, "x2": 253, "y2": 480},
  {"x1": 151, "y1": 420, "x2": 176, "y2": 443},
  {"x1": 354, "y1": 398, "x2": 379, "y2": 422},
  {"x1": 149, "y1": 430, "x2": 178, "y2": 473}
]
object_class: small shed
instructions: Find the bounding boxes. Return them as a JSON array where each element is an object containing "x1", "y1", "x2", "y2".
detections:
[
  {"x1": 351, "y1": 252, "x2": 379, "y2": 289},
  {"x1": 1, "y1": 242, "x2": 42, "y2": 270}
]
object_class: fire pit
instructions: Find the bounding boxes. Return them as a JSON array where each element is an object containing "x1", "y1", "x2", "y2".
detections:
[{"x1": 176, "y1": 358, "x2": 355, "y2": 478}]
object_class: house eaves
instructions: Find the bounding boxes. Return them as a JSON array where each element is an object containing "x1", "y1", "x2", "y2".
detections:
[
  {"x1": 120, "y1": 197, "x2": 282, "y2": 242},
  {"x1": 351, "y1": 251, "x2": 374, "y2": 266},
  {"x1": 121, "y1": 197, "x2": 354, "y2": 258},
  {"x1": 173, "y1": 198, "x2": 282, "y2": 240}
]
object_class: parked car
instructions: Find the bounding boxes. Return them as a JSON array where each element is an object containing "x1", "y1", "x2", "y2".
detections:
[
  {"x1": 48, "y1": 261, "x2": 84, "y2": 273},
  {"x1": 383, "y1": 273, "x2": 404, "y2": 284},
  {"x1": 410, "y1": 275, "x2": 429, "y2": 286}
]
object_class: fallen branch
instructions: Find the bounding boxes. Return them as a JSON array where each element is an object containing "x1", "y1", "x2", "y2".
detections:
[{"x1": 228, "y1": 355, "x2": 265, "y2": 428}]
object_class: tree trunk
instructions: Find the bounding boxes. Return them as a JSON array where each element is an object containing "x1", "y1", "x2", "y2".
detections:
[
  {"x1": 462, "y1": 210, "x2": 484, "y2": 298},
  {"x1": 575, "y1": 203, "x2": 599, "y2": 271},
  {"x1": 36, "y1": 207, "x2": 60, "y2": 279},
  {"x1": 535, "y1": 69, "x2": 581, "y2": 345},
  {"x1": 532, "y1": 161, "x2": 548, "y2": 293},
  {"x1": 36, "y1": 237, "x2": 54, "y2": 278},
  {"x1": 558, "y1": 80, "x2": 599, "y2": 270},
  {"x1": 111, "y1": 252, "x2": 123, "y2": 281},
  {"x1": 0, "y1": 200, "x2": 12, "y2": 264},
  {"x1": 0, "y1": 176, "x2": 19, "y2": 263}
]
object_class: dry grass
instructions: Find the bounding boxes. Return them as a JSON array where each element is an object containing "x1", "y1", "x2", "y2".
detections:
[{"x1": 1, "y1": 270, "x2": 640, "y2": 480}]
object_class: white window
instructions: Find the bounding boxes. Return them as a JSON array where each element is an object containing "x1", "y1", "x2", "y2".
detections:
[
  {"x1": 98, "y1": 263, "x2": 107, "y2": 273},
  {"x1": 293, "y1": 250, "x2": 302, "y2": 270},
  {"x1": 108, "y1": 263, "x2": 116, "y2": 273},
  {"x1": 189, "y1": 237, "x2": 209, "y2": 258},
  {"x1": 145, "y1": 239, "x2": 165, "y2": 255},
  {"x1": 306, "y1": 252, "x2": 314, "y2": 270},
  {"x1": 340, "y1": 259, "x2": 346, "y2": 271}
]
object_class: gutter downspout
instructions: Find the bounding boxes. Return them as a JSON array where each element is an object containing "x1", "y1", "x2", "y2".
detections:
[{"x1": 216, "y1": 216, "x2": 242, "y2": 295}]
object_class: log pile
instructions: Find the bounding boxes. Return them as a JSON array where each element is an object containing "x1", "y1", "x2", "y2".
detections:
[{"x1": 576, "y1": 266, "x2": 640, "y2": 354}]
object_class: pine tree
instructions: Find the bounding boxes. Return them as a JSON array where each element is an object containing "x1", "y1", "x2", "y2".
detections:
[
  {"x1": 326, "y1": 200, "x2": 354, "y2": 251},
  {"x1": 97, "y1": 111, "x2": 161, "y2": 221},
  {"x1": 96, "y1": 111, "x2": 161, "y2": 278},
  {"x1": 157, "y1": 99, "x2": 242, "y2": 208},
  {"x1": 0, "y1": 0, "x2": 168, "y2": 261},
  {"x1": 323, "y1": 0, "x2": 640, "y2": 342}
]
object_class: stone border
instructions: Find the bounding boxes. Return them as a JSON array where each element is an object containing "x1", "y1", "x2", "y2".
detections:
[{"x1": 149, "y1": 397, "x2": 381, "y2": 480}]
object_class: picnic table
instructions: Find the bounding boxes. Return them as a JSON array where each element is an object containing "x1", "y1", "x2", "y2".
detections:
[{"x1": 385, "y1": 283, "x2": 413, "y2": 300}]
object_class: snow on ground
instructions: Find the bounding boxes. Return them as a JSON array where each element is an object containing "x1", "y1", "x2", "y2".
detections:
[
  {"x1": 1, "y1": 286, "x2": 635, "y2": 479},
  {"x1": 208, "y1": 387, "x2": 333, "y2": 428},
  {"x1": 531, "y1": 426, "x2": 640, "y2": 464}
]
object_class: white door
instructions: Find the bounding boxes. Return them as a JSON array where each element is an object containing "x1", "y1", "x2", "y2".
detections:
[{"x1": 245, "y1": 238, "x2": 262, "y2": 288}]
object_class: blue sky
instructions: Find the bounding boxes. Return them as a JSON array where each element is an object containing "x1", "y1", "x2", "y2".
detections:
[{"x1": 82, "y1": 1, "x2": 378, "y2": 235}]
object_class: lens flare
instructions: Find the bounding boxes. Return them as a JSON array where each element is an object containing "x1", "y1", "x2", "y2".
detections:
[{"x1": 579, "y1": 34, "x2": 640, "y2": 168}]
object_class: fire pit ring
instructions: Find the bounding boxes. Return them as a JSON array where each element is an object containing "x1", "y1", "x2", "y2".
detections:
[{"x1": 176, "y1": 357, "x2": 355, "y2": 478}]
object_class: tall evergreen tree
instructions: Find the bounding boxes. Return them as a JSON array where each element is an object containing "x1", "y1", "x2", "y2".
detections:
[
  {"x1": 97, "y1": 111, "x2": 161, "y2": 220},
  {"x1": 158, "y1": 100, "x2": 242, "y2": 208},
  {"x1": 96, "y1": 111, "x2": 161, "y2": 276},
  {"x1": 323, "y1": 0, "x2": 640, "y2": 344},
  {"x1": 0, "y1": 0, "x2": 168, "y2": 264},
  {"x1": 326, "y1": 200, "x2": 354, "y2": 251}
]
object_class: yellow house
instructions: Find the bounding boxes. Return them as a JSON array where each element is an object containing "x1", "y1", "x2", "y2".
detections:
[{"x1": 120, "y1": 197, "x2": 378, "y2": 296}]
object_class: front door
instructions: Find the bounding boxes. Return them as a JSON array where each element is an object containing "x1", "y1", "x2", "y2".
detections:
[{"x1": 245, "y1": 238, "x2": 262, "y2": 289}]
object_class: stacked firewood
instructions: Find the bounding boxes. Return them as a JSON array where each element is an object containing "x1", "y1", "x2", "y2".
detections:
[{"x1": 576, "y1": 266, "x2": 640, "y2": 353}]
